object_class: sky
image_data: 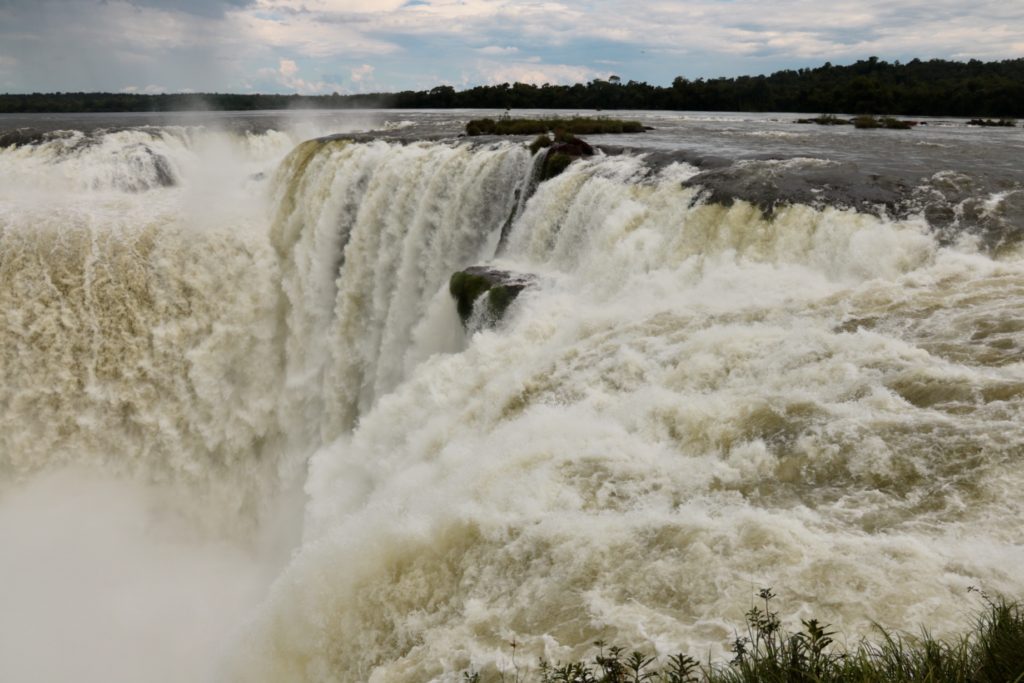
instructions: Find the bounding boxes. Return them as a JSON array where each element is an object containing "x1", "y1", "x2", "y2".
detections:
[{"x1": 1, "y1": 0, "x2": 1023, "y2": 94}]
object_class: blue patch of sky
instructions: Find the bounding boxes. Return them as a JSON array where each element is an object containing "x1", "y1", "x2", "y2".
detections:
[{"x1": 125, "y1": 0, "x2": 254, "y2": 18}]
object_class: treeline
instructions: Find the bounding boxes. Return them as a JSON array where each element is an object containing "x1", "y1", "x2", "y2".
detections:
[
  {"x1": 3, "y1": 57, "x2": 1024, "y2": 116},
  {"x1": 0, "y1": 91, "x2": 387, "y2": 113},
  {"x1": 395, "y1": 58, "x2": 1024, "y2": 116}
]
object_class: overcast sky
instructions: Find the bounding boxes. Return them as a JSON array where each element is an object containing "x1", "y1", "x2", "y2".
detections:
[{"x1": 1, "y1": 0, "x2": 1022, "y2": 94}]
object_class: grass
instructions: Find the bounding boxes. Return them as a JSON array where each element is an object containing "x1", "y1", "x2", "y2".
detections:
[
  {"x1": 466, "y1": 117, "x2": 646, "y2": 136},
  {"x1": 462, "y1": 588, "x2": 1024, "y2": 683}
]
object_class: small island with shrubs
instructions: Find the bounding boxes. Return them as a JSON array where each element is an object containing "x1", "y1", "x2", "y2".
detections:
[
  {"x1": 795, "y1": 114, "x2": 917, "y2": 129},
  {"x1": 967, "y1": 118, "x2": 1017, "y2": 127},
  {"x1": 465, "y1": 116, "x2": 647, "y2": 136}
]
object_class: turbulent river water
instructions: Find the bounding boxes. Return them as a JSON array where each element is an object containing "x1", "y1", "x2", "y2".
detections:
[{"x1": 1, "y1": 109, "x2": 1023, "y2": 683}]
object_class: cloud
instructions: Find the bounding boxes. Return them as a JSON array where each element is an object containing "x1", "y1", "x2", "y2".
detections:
[
  {"x1": 350, "y1": 64, "x2": 375, "y2": 82},
  {"x1": 123, "y1": 0, "x2": 255, "y2": 18},
  {"x1": 0, "y1": 1, "x2": 248, "y2": 91},
  {"x1": 279, "y1": 59, "x2": 299, "y2": 77},
  {"x1": 475, "y1": 60, "x2": 596, "y2": 86},
  {"x1": 231, "y1": 11, "x2": 400, "y2": 57},
  {"x1": 476, "y1": 46, "x2": 519, "y2": 55},
  {"x1": 1, "y1": 0, "x2": 1022, "y2": 92},
  {"x1": 581, "y1": 0, "x2": 1024, "y2": 61},
  {"x1": 259, "y1": 58, "x2": 345, "y2": 93},
  {"x1": 252, "y1": 0, "x2": 407, "y2": 13},
  {"x1": 240, "y1": 0, "x2": 1024, "y2": 72},
  {"x1": 119, "y1": 84, "x2": 171, "y2": 94}
]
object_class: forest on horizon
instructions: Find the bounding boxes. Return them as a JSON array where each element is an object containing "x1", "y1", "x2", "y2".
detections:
[{"x1": 2, "y1": 57, "x2": 1023, "y2": 117}]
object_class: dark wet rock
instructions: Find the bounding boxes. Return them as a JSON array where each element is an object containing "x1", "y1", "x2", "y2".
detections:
[
  {"x1": 539, "y1": 134, "x2": 594, "y2": 181},
  {"x1": 0, "y1": 129, "x2": 49, "y2": 148},
  {"x1": 496, "y1": 187, "x2": 525, "y2": 254},
  {"x1": 0, "y1": 129, "x2": 100, "y2": 151},
  {"x1": 920, "y1": 179, "x2": 1024, "y2": 254},
  {"x1": 680, "y1": 157, "x2": 1024, "y2": 253},
  {"x1": 115, "y1": 143, "x2": 176, "y2": 190},
  {"x1": 449, "y1": 266, "x2": 534, "y2": 327},
  {"x1": 550, "y1": 135, "x2": 593, "y2": 157},
  {"x1": 682, "y1": 159, "x2": 912, "y2": 217},
  {"x1": 148, "y1": 148, "x2": 176, "y2": 187},
  {"x1": 596, "y1": 146, "x2": 737, "y2": 173}
]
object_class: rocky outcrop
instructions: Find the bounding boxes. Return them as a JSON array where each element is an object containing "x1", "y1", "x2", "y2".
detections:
[
  {"x1": 681, "y1": 159, "x2": 911, "y2": 217},
  {"x1": 449, "y1": 266, "x2": 534, "y2": 327},
  {"x1": 538, "y1": 134, "x2": 594, "y2": 181}
]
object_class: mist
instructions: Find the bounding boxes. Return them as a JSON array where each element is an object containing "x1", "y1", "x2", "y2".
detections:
[{"x1": 0, "y1": 469, "x2": 302, "y2": 683}]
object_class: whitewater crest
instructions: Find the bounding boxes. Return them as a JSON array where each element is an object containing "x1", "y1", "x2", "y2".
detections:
[{"x1": 228, "y1": 144, "x2": 1024, "y2": 681}]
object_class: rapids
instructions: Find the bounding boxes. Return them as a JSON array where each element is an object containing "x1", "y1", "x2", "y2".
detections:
[{"x1": 1, "y1": 111, "x2": 1022, "y2": 683}]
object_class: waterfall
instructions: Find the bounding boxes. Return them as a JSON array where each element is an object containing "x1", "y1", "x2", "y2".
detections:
[
  {"x1": 270, "y1": 139, "x2": 530, "y2": 441},
  {"x1": 2, "y1": 126, "x2": 1023, "y2": 683},
  {"x1": 228, "y1": 144, "x2": 1024, "y2": 682}
]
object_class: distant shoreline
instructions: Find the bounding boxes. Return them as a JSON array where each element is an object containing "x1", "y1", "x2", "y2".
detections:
[{"x1": 3, "y1": 57, "x2": 1023, "y2": 118}]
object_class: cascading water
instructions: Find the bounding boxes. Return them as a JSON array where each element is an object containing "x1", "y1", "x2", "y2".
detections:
[
  {"x1": 232, "y1": 141, "x2": 1024, "y2": 681},
  {"x1": 1, "y1": 113, "x2": 1022, "y2": 683},
  {"x1": 270, "y1": 139, "x2": 529, "y2": 442},
  {"x1": 0, "y1": 129, "x2": 287, "y2": 516}
]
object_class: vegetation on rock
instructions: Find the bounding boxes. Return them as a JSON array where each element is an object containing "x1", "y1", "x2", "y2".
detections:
[
  {"x1": 967, "y1": 118, "x2": 1017, "y2": 127},
  {"x1": 535, "y1": 132, "x2": 595, "y2": 181},
  {"x1": 466, "y1": 117, "x2": 645, "y2": 136},
  {"x1": 449, "y1": 267, "x2": 532, "y2": 326},
  {"x1": 795, "y1": 114, "x2": 915, "y2": 128},
  {"x1": 462, "y1": 588, "x2": 1024, "y2": 683},
  {"x1": 794, "y1": 114, "x2": 853, "y2": 125},
  {"x1": 529, "y1": 134, "x2": 553, "y2": 155},
  {"x1": 851, "y1": 115, "x2": 915, "y2": 129}
]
